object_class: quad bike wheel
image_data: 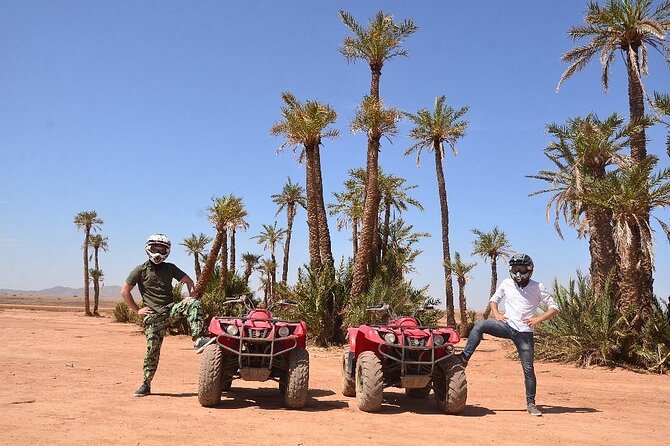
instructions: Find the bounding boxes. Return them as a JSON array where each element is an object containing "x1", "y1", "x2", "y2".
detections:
[
  {"x1": 284, "y1": 347, "x2": 309, "y2": 409},
  {"x1": 220, "y1": 356, "x2": 237, "y2": 392},
  {"x1": 405, "y1": 386, "x2": 431, "y2": 398},
  {"x1": 341, "y1": 353, "x2": 356, "y2": 397},
  {"x1": 355, "y1": 351, "x2": 383, "y2": 412},
  {"x1": 198, "y1": 344, "x2": 223, "y2": 407},
  {"x1": 433, "y1": 356, "x2": 467, "y2": 414}
]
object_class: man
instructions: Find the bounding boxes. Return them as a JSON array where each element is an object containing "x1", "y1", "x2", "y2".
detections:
[
  {"x1": 458, "y1": 253, "x2": 559, "y2": 417},
  {"x1": 121, "y1": 233, "x2": 211, "y2": 397}
]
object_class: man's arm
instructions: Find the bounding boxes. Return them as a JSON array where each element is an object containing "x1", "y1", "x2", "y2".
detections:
[
  {"x1": 489, "y1": 302, "x2": 507, "y2": 321},
  {"x1": 180, "y1": 275, "x2": 195, "y2": 298},
  {"x1": 121, "y1": 282, "x2": 151, "y2": 316},
  {"x1": 524, "y1": 308, "x2": 558, "y2": 328}
]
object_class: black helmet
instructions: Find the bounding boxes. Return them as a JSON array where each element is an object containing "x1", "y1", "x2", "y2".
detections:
[{"x1": 509, "y1": 253, "x2": 533, "y2": 287}]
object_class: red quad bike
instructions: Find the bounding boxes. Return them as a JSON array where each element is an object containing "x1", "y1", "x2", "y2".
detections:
[
  {"x1": 341, "y1": 304, "x2": 467, "y2": 414},
  {"x1": 198, "y1": 296, "x2": 309, "y2": 409}
]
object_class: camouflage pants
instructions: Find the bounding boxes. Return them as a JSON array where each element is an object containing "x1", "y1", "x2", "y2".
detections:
[{"x1": 142, "y1": 298, "x2": 205, "y2": 384}]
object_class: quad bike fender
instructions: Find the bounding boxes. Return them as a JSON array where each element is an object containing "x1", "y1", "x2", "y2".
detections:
[{"x1": 352, "y1": 326, "x2": 384, "y2": 359}]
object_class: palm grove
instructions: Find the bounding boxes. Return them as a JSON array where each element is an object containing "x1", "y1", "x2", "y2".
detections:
[{"x1": 79, "y1": 3, "x2": 670, "y2": 372}]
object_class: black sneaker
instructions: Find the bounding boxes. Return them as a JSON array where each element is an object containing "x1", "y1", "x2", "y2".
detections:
[
  {"x1": 133, "y1": 383, "x2": 151, "y2": 398},
  {"x1": 527, "y1": 403, "x2": 542, "y2": 417},
  {"x1": 194, "y1": 336, "x2": 213, "y2": 353},
  {"x1": 456, "y1": 354, "x2": 469, "y2": 368}
]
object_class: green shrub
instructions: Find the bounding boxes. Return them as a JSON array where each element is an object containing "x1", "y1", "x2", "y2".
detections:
[{"x1": 113, "y1": 301, "x2": 141, "y2": 325}]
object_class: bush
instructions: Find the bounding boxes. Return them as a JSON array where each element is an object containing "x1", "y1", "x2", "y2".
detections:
[
  {"x1": 113, "y1": 302, "x2": 141, "y2": 325},
  {"x1": 535, "y1": 272, "x2": 670, "y2": 373}
]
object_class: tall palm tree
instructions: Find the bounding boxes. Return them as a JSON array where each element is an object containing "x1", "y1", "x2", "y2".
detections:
[
  {"x1": 256, "y1": 258, "x2": 277, "y2": 307},
  {"x1": 340, "y1": 10, "x2": 417, "y2": 298},
  {"x1": 180, "y1": 233, "x2": 212, "y2": 280},
  {"x1": 405, "y1": 95, "x2": 469, "y2": 326},
  {"x1": 252, "y1": 223, "x2": 287, "y2": 301},
  {"x1": 272, "y1": 177, "x2": 306, "y2": 284},
  {"x1": 89, "y1": 234, "x2": 108, "y2": 316},
  {"x1": 329, "y1": 168, "x2": 366, "y2": 258},
  {"x1": 73, "y1": 210, "x2": 103, "y2": 316},
  {"x1": 471, "y1": 227, "x2": 512, "y2": 319},
  {"x1": 448, "y1": 252, "x2": 477, "y2": 337},
  {"x1": 529, "y1": 114, "x2": 634, "y2": 300},
  {"x1": 558, "y1": 0, "x2": 670, "y2": 298},
  {"x1": 349, "y1": 97, "x2": 402, "y2": 298},
  {"x1": 194, "y1": 195, "x2": 245, "y2": 298},
  {"x1": 241, "y1": 252, "x2": 262, "y2": 286},
  {"x1": 271, "y1": 91, "x2": 338, "y2": 271}
]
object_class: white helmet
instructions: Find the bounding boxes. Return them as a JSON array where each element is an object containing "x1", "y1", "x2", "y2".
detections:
[{"x1": 145, "y1": 233, "x2": 171, "y2": 264}]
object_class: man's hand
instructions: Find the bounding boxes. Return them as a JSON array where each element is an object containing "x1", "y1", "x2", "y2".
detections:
[
  {"x1": 493, "y1": 312, "x2": 508, "y2": 322},
  {"x1": 181, "y1": 296, "x2": 195, "y2": 304},
  {"x1": 138, "y1": 307, "x2": 152, "y2": 316},
  {"x1": 523, "y1": 316, "x2": 542, "y2": 327}
]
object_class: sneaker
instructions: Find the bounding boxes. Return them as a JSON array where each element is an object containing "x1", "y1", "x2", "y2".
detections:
[
  {"x1": 194, "y1": 336, "x2": 213, "y2": 352},
  {"x1": 133, "y1": 383, "x2": 151, "y2": 398},
  {"x1": 527, "y1": 404, "x2": 542, "y2": 417},
  {"x1": 456, "y1": 354, "x2": 469, "y2": 368}
]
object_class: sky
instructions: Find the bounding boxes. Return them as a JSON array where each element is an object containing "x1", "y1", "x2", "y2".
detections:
[{"x1": 1, "y1": 1, "x2": 669, "y2": 312}]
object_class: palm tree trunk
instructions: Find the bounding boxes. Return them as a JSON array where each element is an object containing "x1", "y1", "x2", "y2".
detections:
[
  {"x1": 351, "y1": 135, "x2": 381, "y2": 298},
  {"x1": 352, "y1": 217, "x2": 359, "y2": 260},
  {"x1": 586, "y1": 207, "x2": 618, "y2": 299},
  {"x1": 313, "y1": 144, "x2": 334, "y2": 269},
  {"x1": 194, "y1": 255, "x2": 202, "y2": 281},
  {"x1": 83, "y1": 229, "x2": 92, "y2": 316},
  {"x1": 626, "y1": 44, "x2": 654, "y2": 305},
  {"x1": 194, "y1": 230, "x2": 224, "y2": 298},
  {"x1": 282, "y1": 204, "x2": 296, "y2": 284},
  {"x1": 370, "y1": 65, "x2": 381, "y2": 100},
  {"x1": 93, "y1": 248, "x2": 100, "y2": 315},
  {"x1": 218, "y1": 229, "x2": 229, "y2": 298},
  {"x1": 305, "y1": 148, "x2": 322, "y2": 271},
  {"x1": 434, "y1": 146, "x2": 456, "y2": 326},
  {"x1": 482, "y1": 257, "x2": 498, "y2": 320},
  {"x1": 229, "y1": 229, "x2": 236, "y2": 273},
  {"x1": 458, "y1": 279, "x2": 468, "y2": 337},
  {"x1": 617, "y1": 219, "x2": 648, "y2": 329},
  {"x1": 381, "y1": 201, "x2": 391, "y2": 261}
]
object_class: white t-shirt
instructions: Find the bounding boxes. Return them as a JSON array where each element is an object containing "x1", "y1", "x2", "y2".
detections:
[{"x1": 489, "y1": 278, "x2": 559, "y2": 332}]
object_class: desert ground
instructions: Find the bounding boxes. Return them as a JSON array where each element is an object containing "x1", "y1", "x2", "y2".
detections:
[{"x1": 1, "y1": 298, "x2": 668, "y2": 446}]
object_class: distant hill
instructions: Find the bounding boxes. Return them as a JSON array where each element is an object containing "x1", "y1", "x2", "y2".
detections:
[{"x1": 0, "y1": 285, "x2": 123, "y2": 298}]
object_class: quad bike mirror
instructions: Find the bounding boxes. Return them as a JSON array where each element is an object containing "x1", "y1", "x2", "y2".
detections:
[{"x1": 366, "y1": 303, "x2": 389, "y2": 312}]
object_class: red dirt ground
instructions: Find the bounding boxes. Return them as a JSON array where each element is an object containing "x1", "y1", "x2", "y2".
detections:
[{"x1": 1, "y1": 306, "x2": 668, "y2": 445}]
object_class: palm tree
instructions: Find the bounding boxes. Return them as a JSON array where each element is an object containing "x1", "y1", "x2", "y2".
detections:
[
  {"x1": 448, "y1": 252, "x2": 477, "y2": 337},
  {"x1": 378, "y1": 170, "x2": 423, "y2": 262},
  {"x1": 339, "y1": 10, "x2": 416, "y2": 298},
  {"x1": 272, "y1": 177, "x2": 306, "y2": 284},
  {"x1": 652, "y1": 91, "x2": 670, "y2": 157},
  {"x1": 194, "y1": 195, "x2": 245, "y2": 298},
  {"x1": 73, "y1": 210, "x2": 103, "y2": 316},
  {"x1": 252, "y1": 222, "x2": 287, "y2": 295},
  {"x1": 256, "y1": 258, "x2": 277, "y2": 307},
  {"x1": 583, "y1": 156, "x2": 670, "y2": 326},
  {"x1": 89, "y1": 234, "x2": 108, "y2": 316},
  {"x1": 558, "y1": 0, "x2": 670, "y2": 298},
  {"x1": 349, "y1": 97, "x2": 402, "y2": 298},
  {"x1": 271, "y1": 91, "x2": 338, "y2": 271},
  {"x1": 241, "y1": 252, "x2": 262, "y2": 286},
  {"x1": 228, "y1": 210, "x2": 249, "y2": 274},
  {"x1": 329, "y1": 168, "x2": 366, "y2": 258},
  {"x1": 471, "y1": 227, "x2": 512, "y2": 319},
  {"x1": 384, "y1": 218, "x2": 430, "y2": 282},
  {"x1": 529, "y1": 114, "x2": 634, "y2": 300},
  {"x1": 180, "y1": 233, "x2": 212, "y2": 280},
  {"x1": 339, "y1": 10, "x2": 417, "y2": 100},
  {"x1": 405, "y1": 95, "x2": 469, "y2": 326}
]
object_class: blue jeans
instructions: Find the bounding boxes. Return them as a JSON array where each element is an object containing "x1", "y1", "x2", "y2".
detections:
[{"x1": 461, "y1": 319, "x2": 536, "y2": 405}]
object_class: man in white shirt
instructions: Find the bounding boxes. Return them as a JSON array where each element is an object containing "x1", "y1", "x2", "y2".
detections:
[{"x1": 459, "y1": 254, "x2": 559, "y2": 417}]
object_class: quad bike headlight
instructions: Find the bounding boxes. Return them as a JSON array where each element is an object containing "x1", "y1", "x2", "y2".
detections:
[
  {"x1": 383, "y1": 332, "x2": 397, "y2": 344},
  {"x1": 433, "y1": 334, "x2": 445, "y2": 346},
  {"x1": 277, "y1": 326, "x2": 290, "y2": 337},
  {"x1": 225, "y1": 324, "x2": 239, "y2": 336}
]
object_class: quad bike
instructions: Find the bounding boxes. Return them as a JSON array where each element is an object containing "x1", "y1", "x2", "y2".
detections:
[
  {"x1": 341, "y1": 304, "x2": 467, "y2": 414},
  {"x1": 198, "y1": 296, "x2": 309, "y2": 409}
]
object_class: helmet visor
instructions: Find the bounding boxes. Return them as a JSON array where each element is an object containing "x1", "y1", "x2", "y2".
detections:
[{"x1": 148, "y1": 244, "x2": 169, "y2": 255}]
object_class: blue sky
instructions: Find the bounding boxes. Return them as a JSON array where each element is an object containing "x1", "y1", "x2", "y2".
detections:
[{"x1": 1, "y1": 1, "x2": 669, "y2": 311}]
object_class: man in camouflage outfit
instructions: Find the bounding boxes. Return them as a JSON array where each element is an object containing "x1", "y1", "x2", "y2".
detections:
[{"x1": 121, "y1": 233, "x2": 211, "y2": 397}]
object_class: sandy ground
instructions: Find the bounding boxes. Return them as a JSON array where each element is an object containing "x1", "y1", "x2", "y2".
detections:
[{"x1": 1, "y1": 307, "x2": 669, "y2": 446}]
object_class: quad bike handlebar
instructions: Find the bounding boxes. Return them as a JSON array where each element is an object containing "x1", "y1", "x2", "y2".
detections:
[{"x1": 223, "y1": 295, "x2": 298, "y2": 312}]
